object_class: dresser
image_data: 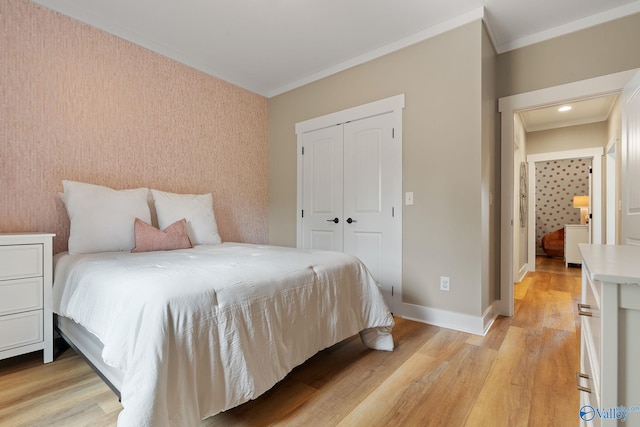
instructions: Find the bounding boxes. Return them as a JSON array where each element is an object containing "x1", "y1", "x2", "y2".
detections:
[
  {"x1": 578, "y1": 244, "x2": 640, "y2": 426},
  {"x1": 565, "y1": 224, "x2": 589, "y2": 266},
  {"x1": 0, "y1": 233, "x2": 55, "y2": 363}
]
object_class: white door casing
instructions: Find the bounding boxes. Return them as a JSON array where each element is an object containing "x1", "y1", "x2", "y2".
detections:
[
  {"x1": 621, "y1": 70, "x2": 640, "y2": 245},
  {"x1": 526, "y1": 148, "x2": 601, "y2": 271},
  {"x1": 296, "y1": 95, "x2": 404, "y2": 312},
  {"x1": 498, "y1": 69, "x2": 638, "y2": 317},
  {"x1": 605, "y1": 138, "x2": 618, "y2": 245},
  {"x1": 590, "y1": 161, "x2": 594, "y2": 241}
]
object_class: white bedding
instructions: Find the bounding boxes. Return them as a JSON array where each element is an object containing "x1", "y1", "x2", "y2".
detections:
[{"x1": 52, "y1": 243, "x2": 394, "y2": 427}]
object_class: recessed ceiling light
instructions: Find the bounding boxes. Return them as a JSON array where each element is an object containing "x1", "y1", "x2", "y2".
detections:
[{"x1": 558, "y1": 105, "x2": 572, "y2": 112}]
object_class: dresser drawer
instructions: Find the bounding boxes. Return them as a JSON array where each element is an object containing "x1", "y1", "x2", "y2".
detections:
[
  {"x1": 0, "y1": 277, "x2": 43, "y2": 316},
  {"x1": 0, "y1": 311, "x2": 43, "y2": 352},
  {"x1": 581, "y1": 271, "x2": 601, "y2": 380},
  {"x1": 0, "y1": 244, "x2": 43, "y2": 281},
  {"x1": 581, "y1": 331, "x2": 601, "y2": 405},
  {"x1": 584, "y1": 271, "x2": 601, "y2": 321}
]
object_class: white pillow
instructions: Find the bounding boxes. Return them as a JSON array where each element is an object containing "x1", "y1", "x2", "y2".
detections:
[
  {"x1": 150, "y1": 189, "x2": 222, "y2": 245},
  {"x1": 62, "y1": 180, "x2": 151, "y2": 254}
]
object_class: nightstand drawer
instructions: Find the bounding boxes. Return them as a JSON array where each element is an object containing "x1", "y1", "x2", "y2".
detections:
[
  {"x1": 0, "y1": 311, "x2": 43, "y2": 352},
  {"x1": 0, "y1": 277, "x2": 43, "y2": 316},
  {"x1": 0, "y1": 244, "x2": 43, "y2": 281},
  {"x1": 0, "y1": 233, "x2": 53, "y2": 363}
]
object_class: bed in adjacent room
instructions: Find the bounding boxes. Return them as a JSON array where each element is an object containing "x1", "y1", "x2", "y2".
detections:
[{"x1": 52, "y1": 180, "x2": 394, "y2": 427}]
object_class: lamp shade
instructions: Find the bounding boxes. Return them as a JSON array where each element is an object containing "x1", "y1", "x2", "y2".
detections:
[{"x1": 573, "y1": 195, "x2": 589, "y2": 208}]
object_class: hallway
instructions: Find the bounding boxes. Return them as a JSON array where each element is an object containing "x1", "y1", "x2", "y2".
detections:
[{"x1": 463, "y1": 255, "x2": 582, "y2": 426}]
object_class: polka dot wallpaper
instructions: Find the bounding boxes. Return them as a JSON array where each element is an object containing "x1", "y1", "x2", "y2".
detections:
[{"x1": 535, "y1": 158, "x2": 591, "y2": 254}]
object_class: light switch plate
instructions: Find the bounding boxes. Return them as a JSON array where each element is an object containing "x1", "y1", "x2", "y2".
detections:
[{"x1": 405, "y1": 192, "x2": 414, "y2": 205}]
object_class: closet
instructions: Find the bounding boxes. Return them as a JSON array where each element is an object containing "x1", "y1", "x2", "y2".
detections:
[{"x1": 295, "y1": 95, "x2": 404, "y2": 311}]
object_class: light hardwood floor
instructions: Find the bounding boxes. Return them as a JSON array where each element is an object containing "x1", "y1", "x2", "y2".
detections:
[{"x1": 0, "y1": 256, "x2": 582, "y2": 426}]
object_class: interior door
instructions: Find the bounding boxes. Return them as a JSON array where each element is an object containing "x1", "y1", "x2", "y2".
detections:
[
  {"x1": 301, "y1": 125, "x2": 344, "y2": 251},
  {"x1": 343, "y1": 113, "x2": 401, "y2": 309},
  {"x1": 621, "y1": 71, "x2": 640, "y2": 245},
  {"x1": 300, "y1": 112, "x2": 401, "y2": 311}
]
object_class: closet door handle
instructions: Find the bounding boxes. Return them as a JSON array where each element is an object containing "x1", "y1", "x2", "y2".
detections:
[
  {"x1": 326, "y1": 218, "x2": 339, "y2": 224},
  {"x1": 577, "y1": 303, "x2": 593, "y2": 317},
  {"x1": 346, "y1": 218, "x2": 356, "y2": 224}
]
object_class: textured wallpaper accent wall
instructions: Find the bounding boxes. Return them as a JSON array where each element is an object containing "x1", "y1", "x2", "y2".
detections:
[
  {"x1": 1, "y1": 0, "x2": 268, "y2": 253},
  {"x1": 535, "y1": 158, "x2": 590, "y2": 254}
]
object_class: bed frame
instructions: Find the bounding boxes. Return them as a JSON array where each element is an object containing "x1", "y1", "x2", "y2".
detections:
[{"x1": 56, "y1": 315, "x2": 123, "y2": 399}]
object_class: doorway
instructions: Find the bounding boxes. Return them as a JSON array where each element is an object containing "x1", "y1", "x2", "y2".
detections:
[
  {"x1": 526, "y1": 149, "x2": 601, "y2": 270},
  {"x1": 497, "y1": 69, "x2": 638, "y2": 317}
]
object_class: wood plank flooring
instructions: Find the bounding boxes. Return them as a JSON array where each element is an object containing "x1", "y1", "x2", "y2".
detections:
[{"x1": 0, "y1": 256, "x2": 582, "y2": 426}]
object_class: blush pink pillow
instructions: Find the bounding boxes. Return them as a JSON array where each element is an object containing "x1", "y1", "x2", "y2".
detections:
[{"x1": 131, "y1": 218, "x2": 193, "y2": 253}]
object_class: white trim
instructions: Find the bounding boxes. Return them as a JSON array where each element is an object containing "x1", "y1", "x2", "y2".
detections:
[
  {"x1": 498, "y1": 69, "x2": 638, "y2": 317},
  {"x1": 34, "y1": 1, "x2": 640, "y2": 97},
  {"x1": 606, "y1": 137, "x2": 619, "y2": 245},
  {"x1": 399, "y1": 302, "x2": 498, "y2": 336},
  {"x1": 517, "y1": 263, "x2": 529, "y2": 283},
  {"x1": 295, "y1": 94, "x2": 405, "y2": 312},
  {"x1": 270, "y1": 9, "x2": 486, "y2": 96},
  {"x1": 295, "y1": 94, "x2": 406, "y2": 135},
  {"x1": 295, "y1": 94, "x2": 405, "y2": 250},
  {"x1": 527, "y1": 148, "x2": 603, "y2": 163},
  {"x1": 606, "y1": 136, "x2": 618, "y2": 154},
  {"x1": 496, "y1": 1, "x2": 640, "y2": 53},
  {"x1": 526, "y1": 147, "x2": 603, "y2": 269}
]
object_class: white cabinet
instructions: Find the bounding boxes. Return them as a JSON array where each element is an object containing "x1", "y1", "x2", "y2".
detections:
[
  {"x1": 578, "y1": 244, "x2": 640, "y2": 426},
  {"x1": 0, "y1": 233, "x2": 55, "y2": 363},
  {"x1": 565, "y1": 224, "x2": 589, "y2": 266}
]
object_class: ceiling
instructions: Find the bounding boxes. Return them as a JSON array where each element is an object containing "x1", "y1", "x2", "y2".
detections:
[
  {"x1": 32, "y1": 0, "x2": 640, "y2": 97},
  {"x1": 520, "y1": 95, "x2": 620, "y2": 132}
]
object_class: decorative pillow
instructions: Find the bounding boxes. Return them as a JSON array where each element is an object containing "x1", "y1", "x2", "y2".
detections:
[
  {"x1": 62, "y1": 180, "x2": 151, "y2": 254},
  {"x1": 131, "y1": 218, "x2": 192, "y2": 253},
  {"x1": 150, "y1": 189, "x2": 222, "y2": 245}
]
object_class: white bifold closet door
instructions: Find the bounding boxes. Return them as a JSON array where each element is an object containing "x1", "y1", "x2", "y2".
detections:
[{"x1": 301, "y1": 112, "x2": 400, "y2": 310}]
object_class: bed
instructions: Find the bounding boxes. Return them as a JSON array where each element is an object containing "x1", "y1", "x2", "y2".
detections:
[{"x1": 52, "y1": 181, "x2": 394, "y2": 427}]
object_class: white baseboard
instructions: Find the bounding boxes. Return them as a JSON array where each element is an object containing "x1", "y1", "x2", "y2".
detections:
[
  {"x1": 398, "y1": 301, "x2": 499, "y2": 336},
  {"x1": 517, "y1": 263, "x2": 529, "y2": 283}
]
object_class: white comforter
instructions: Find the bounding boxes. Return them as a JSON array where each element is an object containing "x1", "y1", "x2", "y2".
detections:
[{"x1": 52, "y1": 243, "x2": 394, "y2": 427}]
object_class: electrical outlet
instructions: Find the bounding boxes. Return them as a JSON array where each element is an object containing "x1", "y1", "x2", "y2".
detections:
[{"x1": 440, "y1": 276, "x2": 450, "y2": 291}]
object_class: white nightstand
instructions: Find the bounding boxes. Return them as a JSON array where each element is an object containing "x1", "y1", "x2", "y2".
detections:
[
  {"x1": 0, "y1": 233, "x2": 55, "y2": 363},
  {"x1": 565, "y1": 224, "x2": 589, "y2": 267}
]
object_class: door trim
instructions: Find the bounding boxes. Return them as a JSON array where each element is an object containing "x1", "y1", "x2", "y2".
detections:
[
  {"x1": 606, "y1": 137, "x2": 619, "y2": 244},
  {"x1": 498, "y1": 69, "x2": 638, "y2": 317},
  {"x1": 526, "y1": 147, "x2": 603, "y2": 270},
  {"x1": 295, "y1": 94, "x2": 405, "y2": 248},
  {"x1": 295, "y1": 94, "x2": 405, "y2": 135},
  {"x1": 621, "y1": 71, "x2": 640, "y2": 245},
  {"x1": 295, "y1": 94, "x2": 405, "y2": 311}
]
